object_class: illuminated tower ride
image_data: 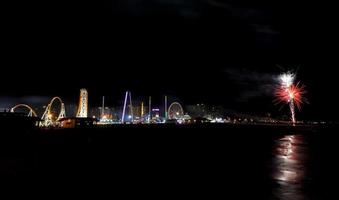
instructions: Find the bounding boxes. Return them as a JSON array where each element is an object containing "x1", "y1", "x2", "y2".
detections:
[
  {"x1": 164, "y1": 95, "x2": 168, "y2": 120},
  {"x1": 98, "y1": 96, "x2": 114, "y2": 125},
  {"x1": 148, "y1": 96, "x2": 152, "y2": 123},
  {"x1": 76, "y1": 88, "x2": 88, "y2": 118},
  {"x1": 121, "y1": 91, "x2": 133, "y2": 123},
  {"x1": 101, "y1": 96, "x2": 105, "y2": 119},
  {"x1": 141, "y1": 101, "x2": 144, "y2": 117}
]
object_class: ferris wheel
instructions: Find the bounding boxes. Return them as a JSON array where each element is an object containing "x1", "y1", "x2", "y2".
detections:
[{"x1": 168, "y1": 102, "x2": 184, "y2": 120}]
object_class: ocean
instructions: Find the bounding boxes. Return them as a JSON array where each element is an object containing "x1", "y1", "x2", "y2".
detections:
[{"x1": 1, "y1": 124, "x2": 338, "y2": 199}]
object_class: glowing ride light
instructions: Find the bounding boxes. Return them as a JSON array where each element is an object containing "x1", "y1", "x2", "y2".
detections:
[
  {"x1": 10, "y1": 104, "x2": 38, "y2": 117},
  {"x1": 41, "y1": 96, "x2": 67, "y2": 127},
  {"x1": 76, "y1": 88, "x2": 88, "y2": 118},
  {"x1": 168, "y1": 102, "x2": 184, "y2": 120}
]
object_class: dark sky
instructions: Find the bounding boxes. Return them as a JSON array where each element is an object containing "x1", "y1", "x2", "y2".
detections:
[{"x1": 1, "y1": 1, "x2": 338, "y2": 120}]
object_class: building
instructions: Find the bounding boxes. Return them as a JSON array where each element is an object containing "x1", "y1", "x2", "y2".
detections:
[{"x1": 59, "y1": 117, "x2": 97, "y2": 128}]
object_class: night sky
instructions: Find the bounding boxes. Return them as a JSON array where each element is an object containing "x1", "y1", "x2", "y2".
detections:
[{"x1": 1, "y1": 1, "x2": 338, "y2": 120}]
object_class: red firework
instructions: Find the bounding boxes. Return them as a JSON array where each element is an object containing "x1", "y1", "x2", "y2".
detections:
[{"x1": 274, "y1": 82, "x2": 307, "y2": 110}]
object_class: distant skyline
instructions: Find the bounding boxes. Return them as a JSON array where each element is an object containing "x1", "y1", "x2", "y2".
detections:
[{"x1": 1, "y1": 65, "x2": 338, "y2": 121}]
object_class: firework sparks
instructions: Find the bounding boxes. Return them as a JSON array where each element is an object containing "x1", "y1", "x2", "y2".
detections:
[
  {"x1": 275, "y1": 82, "x2": 306, "y2": 110},
  {"x1": 279, "y1": 73, "x2": 295, "y2": 88},
  {"x1": 275, "y1": 73, "x2": 307, "y2": 124}
]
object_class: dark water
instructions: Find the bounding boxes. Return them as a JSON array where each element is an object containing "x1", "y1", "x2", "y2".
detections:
[
  {"x1": 271, "y1": 135, "x2": 310, "y2": 200},
  {"x1": 1, "y1": 125, "x2": 338, "y2": 198}
]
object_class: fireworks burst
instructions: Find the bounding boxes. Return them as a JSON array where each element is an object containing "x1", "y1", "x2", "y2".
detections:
[
  {"x1": 279, "y1": 73, "x2": 295, "y2": 88},
  {"x1": 274, "y1": 73, "x2": 307, "y2": 124}
]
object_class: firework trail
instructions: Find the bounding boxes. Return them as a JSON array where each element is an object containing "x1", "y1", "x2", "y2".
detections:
[{"x1": 275, "y1": 73, "x2": 307, "y2": 124}]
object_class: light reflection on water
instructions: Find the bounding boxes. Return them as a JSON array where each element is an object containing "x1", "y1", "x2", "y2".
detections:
[{"x1": 271, "y1": 134, "x2": 309, "y2": 200}]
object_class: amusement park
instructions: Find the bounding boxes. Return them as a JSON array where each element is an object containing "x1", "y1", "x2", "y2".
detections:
[
  {"x1": 4, "y1": 85, "x2": 314, "y2": 129},
  {"x1": 3, "y1": 70, "x2": 316, "y2": 128},
  {"x1": 6, "y1": 88, "x2": 191, "y2": 128}
]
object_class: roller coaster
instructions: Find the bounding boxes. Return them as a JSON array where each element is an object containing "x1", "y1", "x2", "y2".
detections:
[
  {"x1": 10, "y1": 104, "x2": 38, "y2": 117},
  {"x1": 11, "y1": 96, "x2": 66, "y2": 127},
  {"x1": 41, "y1": 97, "x2": 66, "y2": 127}
]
